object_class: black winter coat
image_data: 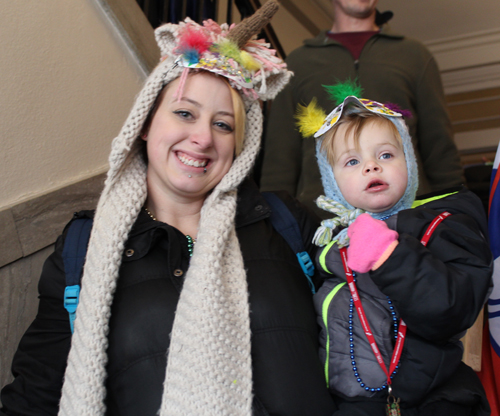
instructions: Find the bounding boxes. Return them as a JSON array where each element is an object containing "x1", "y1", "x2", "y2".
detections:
[
  {"x1": 317, "y1": 188, "x2": 493, "y2": 415},
  {"x1": 0, "y1": 180, "x2": 337, "y2": 416}
]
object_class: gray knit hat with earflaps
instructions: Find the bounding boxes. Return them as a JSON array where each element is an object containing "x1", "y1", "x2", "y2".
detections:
[
  {"x1": 58, "y1": 3, "x2": 291, "y2": 415},
  {"x1": 295, "y1": 94, "x2": 418, "y2": 247},
  {"x1": 314, "y1": 97, "x2": 418, "y2": 247}
]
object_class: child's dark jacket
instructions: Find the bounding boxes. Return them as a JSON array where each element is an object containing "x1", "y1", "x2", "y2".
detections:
[{"x1": 314, "y1": 188, "x2": 493, "y2": 409}]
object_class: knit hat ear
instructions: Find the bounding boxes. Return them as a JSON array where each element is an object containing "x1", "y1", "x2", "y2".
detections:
[{"x1": 155, "y1": 23, "x2": 180, "y2": 58}]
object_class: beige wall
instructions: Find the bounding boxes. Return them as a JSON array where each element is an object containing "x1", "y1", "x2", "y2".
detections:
[
  {"x1": 270, "y1": 0, "x2": 329, "y2": 56},
  {"x1": 0, "y1": 0, "x2": 145, "y2": 212}
]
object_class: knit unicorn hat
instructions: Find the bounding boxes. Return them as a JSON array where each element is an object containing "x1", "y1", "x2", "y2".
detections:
[
  {"x1": 296, "y1": 82, "x2": 418, "y2": 246},
  {"x1": 58, "y1": 3, "x2": 291, "y2": 416},
  {"x1": 155, "y1": 0, "x2": 288, "y2": 104}
]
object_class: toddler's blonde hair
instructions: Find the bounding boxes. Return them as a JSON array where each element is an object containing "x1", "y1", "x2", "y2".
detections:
[{"x1": 321, "y1": 109, "x2": 402, "y2": 166}]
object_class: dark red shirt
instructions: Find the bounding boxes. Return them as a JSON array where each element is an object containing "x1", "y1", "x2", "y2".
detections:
[{"x1": 327, "y1": 30, "x2": 379, "y2": 60}]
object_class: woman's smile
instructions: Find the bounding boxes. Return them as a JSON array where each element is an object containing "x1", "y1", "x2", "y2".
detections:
[{"x1": 176, "y1": 151, "x2": 209, "y2": 168}]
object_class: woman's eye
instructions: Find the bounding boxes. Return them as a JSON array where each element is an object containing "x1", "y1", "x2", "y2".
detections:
[
  {"x1": 380, "y1": 153, "x2": 392, "y2": 160},
  {"x1": 174, "y1": 110, "x2": 192, "y2": 119},
  {"x1": 346, "y1": 159, "x2": 359, "y2": 167},
  {"x1": 214, "y1": 121, "x2": 234, "y2": 132}
]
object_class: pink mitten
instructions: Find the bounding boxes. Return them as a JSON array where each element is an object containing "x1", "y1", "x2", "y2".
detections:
[{"x1": 347, "y1": 213, "x2": 399, "y2": 273}]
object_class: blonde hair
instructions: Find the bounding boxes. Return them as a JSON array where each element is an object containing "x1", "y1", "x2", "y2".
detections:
[
  {"x1": 321, "y1": 110, "x2": 402, "y2": 166},
  {"x1": 227, "y1": 82, "x2": 246, "y2": 156}
]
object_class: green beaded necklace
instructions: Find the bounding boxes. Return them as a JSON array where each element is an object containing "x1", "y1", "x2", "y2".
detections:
[{"x1": 185, "y1": 234, "x2": 195, "y2": 257}]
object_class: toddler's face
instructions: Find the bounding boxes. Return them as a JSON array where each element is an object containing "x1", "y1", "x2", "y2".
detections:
[{"x1": 332, "y1": 121, "x2": 407, "y2": 213}]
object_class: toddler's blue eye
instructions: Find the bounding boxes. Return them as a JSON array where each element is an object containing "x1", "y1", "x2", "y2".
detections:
[
  {"x1": 380, "y1": 153, "x2": 392, "y2": 160},
  {"x1": 346, "y1": 159, "x2": 359, "y2": 166}
]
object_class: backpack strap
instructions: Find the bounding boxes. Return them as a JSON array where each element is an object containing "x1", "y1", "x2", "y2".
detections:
[
  {"x1": 62, "y1": 217, "x2": 93, "y2": 333},
  {"x1": 262, "y1": 192, "x2": 316, "y2": 294}
]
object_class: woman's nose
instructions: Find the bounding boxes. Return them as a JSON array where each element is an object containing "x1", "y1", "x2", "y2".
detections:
[{"x1": 191, "y1": 123, "x2": 213, "y2": 149}]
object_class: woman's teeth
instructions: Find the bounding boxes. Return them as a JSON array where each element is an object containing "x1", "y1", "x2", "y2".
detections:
[{"x1": 178, "y1": 153, "x2": 208, "y2": 167}]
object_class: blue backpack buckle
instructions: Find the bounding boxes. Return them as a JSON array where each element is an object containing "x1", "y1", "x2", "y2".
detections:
[
  {"x1": 297, "y1": 252, "x2": 316, "y2": 294},
  {"x1": 297, "y1": 251, "x2": 314, "y2": 276},
  {"x1": 64, "y1": 285, "x2": 80, "y2": 333}
]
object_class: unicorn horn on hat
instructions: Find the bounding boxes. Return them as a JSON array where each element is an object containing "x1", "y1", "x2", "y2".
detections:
[{"x1": 227, "y1": 0, "x2": 280, "y2": 47}]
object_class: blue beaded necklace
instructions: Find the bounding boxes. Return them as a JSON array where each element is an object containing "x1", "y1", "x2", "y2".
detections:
[
  {"x1": 345, "y1": 213, "x2": 401, "y2": 392},
  {"x1": 348, "y1": 274, "x2": 400, "y2": 392}
]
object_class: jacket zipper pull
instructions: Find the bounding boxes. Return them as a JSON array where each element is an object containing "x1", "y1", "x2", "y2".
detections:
[{"x1": 354, "y1": 59, "x2": 359, "y2": 71}]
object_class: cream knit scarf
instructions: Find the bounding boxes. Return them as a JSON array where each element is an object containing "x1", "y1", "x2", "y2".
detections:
[
  {"x1": 57, "y1": 45, "x2": 288, "y2": 412},
  {"x1": 160, "y1": 104, "x2": 261, "y2": 414}
]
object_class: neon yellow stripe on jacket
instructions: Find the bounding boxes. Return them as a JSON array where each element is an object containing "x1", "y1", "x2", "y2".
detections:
[
  {"x1": 411, "y1": 191, "x2": 458, "y2": 208},
  {"x1": 319, "y1": 241, "x2": 337, "y2": 274},
  {"x1": 321, "y1": 282, "x2": 346, "y2": 387}
]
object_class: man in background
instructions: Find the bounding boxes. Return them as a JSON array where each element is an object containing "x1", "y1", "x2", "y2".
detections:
[{"x1": 260, "y1": 0, "x2": 464, "y2": 218}]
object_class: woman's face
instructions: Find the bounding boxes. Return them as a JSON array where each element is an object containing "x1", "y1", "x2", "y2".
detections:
[{"x1": 145, "y1": 72, "x2": 236, "y2": 203}]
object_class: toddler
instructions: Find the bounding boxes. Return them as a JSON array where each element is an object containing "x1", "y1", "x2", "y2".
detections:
[{"x1": 296, "y1": 88, "x2": 492, "y2": 415}]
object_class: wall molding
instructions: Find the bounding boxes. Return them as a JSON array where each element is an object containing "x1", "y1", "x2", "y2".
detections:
[
  {"x1": 442, "y1": 62, "x2": 500, "y2": 95},
  {"x1": 92, "y1": 0, "x2": 159, "y2": 77},
  {"x1": 454, "y1": 127, "x2": 500, "y2": 153},
  {"x1": 426, "y1": 28, "x2": 500, "y2": 71},
  {"x1": 0, "y1": 174, "x2": 106, "y2": 268},
  {"x1": 426, "y1": 29, "x2": 500, "y2": 94}
]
